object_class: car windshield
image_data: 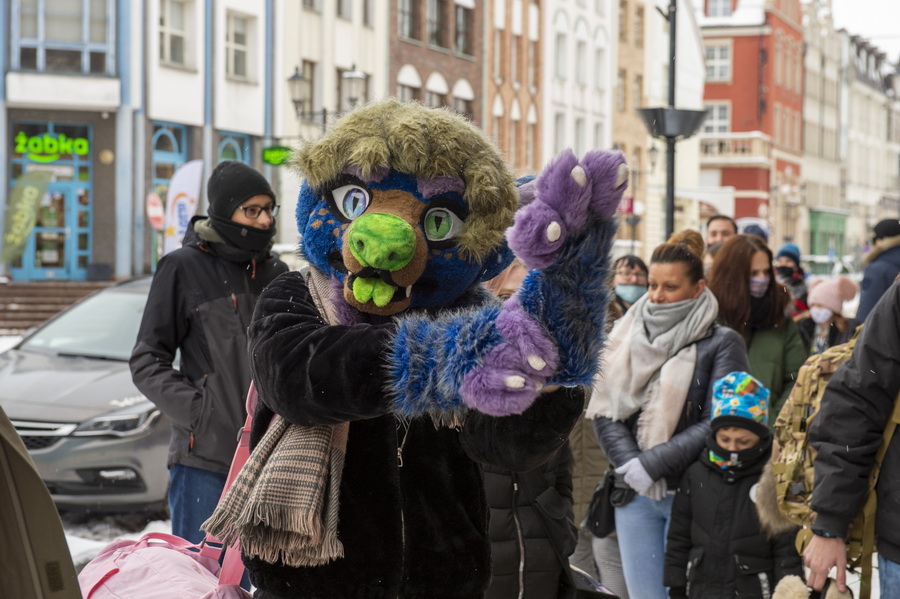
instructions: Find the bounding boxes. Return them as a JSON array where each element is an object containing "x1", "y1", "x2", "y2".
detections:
[{"x1": 20, "y1": 288, "x2": 147, "y2": 361}]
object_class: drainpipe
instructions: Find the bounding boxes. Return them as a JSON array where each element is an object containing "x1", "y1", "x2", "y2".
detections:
[
  {"x1": 202, "y1": 0, "x2": 214, "y2": 213},
  {"x1": 115, "y1": 0, "x2": 133, "y2": 278},
  {"x1": 132, "y1": 0, "x2": 147, "y2": 274}
]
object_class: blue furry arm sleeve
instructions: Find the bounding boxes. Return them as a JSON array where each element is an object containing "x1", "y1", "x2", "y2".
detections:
[{"x1": 248, "y1": 271, "x2": 396, "y2": 426}]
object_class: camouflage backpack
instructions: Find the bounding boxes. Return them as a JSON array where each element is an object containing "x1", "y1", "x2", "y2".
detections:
[{"x1": 771, "y1": 325, "x2": 900, "y2": 599}]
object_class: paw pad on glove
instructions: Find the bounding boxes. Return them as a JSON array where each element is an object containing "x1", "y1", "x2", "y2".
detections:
[
  {"x1": 615, "y1": 163, "x2": 629, "y2": 188},
  {"x1": 546, "y1": 221, "x2": 562, "y2": 243},
  {"x1": 527, "y1": 355, "x2": 547, "y2": 370},
  {"x1": 505, "y1": 375, "x2": 526, "y2": 389}
]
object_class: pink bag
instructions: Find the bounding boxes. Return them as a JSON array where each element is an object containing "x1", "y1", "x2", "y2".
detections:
[
  {"x1": 77, "y1": 532, "x2": 249, "y2": 599},
  {"x1": 77, "y1": 384, "x2": 258, "y2": 598}
]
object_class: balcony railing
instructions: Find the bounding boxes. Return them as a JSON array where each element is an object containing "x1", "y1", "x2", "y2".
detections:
[{"x1": 699, "y1": 132, "x2": 771, "y2": 167}]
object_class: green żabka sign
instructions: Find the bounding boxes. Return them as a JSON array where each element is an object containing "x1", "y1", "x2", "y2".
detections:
[
  {"x1": 14, "y1": 131, "x2": 90, "y2": 163},
  {"x1": 262, "y1": 145, "x2": 293, "y2": 166},
  {"x1": 3, "y1": 171, "x2": 53, "y2": 262}
]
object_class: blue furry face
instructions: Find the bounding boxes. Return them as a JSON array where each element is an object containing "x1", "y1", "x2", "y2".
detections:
[{"x1": 297, "y1": 171, "x2": 510, "y2": 314}]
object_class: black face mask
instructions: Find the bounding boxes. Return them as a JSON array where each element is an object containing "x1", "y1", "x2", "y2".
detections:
[
  {"x1": 706, "y1": 432, "x2": 770, "y2": 469},
  {"x1": 209, "y1": 215, "x2": 276, "y2": 255},
  {"x1": 774, "y1": 265, "x2": 797, "y2": 281}
]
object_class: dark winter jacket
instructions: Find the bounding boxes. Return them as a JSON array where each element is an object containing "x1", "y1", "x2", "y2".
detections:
[
  {"x1": 796, "y1": 318, "x2": 853, "y2": 355},
  {"x1": 483, "y1": 444, "x2": 576, "y2": 599},
  {"x1": 245, "y1": 271, "x2": 585, "y2": 599},
  {"x1": 664, "y1": 438, "x2": 803, "y2": 598},
  {"x1": 856, "y1": 237, "x2": 900, "y2": 323},
  {"x1": 810, "y1": 280, "x2": 900, "y2": 563},
  {"x1": 747, "y1": 318, "x2": 808, "y2": 426},
  {"x1": 130, "y1": 218, "x2": 287, "y2": 473},
  {"x1": 594, "y1": 325, "x2": 750, "y2": 487}
]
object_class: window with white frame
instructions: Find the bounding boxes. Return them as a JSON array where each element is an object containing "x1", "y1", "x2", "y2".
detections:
[
  {"x1": 337, "y1": 0, "x2": 352, "y2": 19},
  {"x1": 13, "y1": 0, "x2": 115, "y2": 74},
  {"x1": 512, "y1": 35, "x2": 520, "y2": 85},
  {"x1": 494, "y1": 30, "x2": 503, "y2": 80},
  {"x1": 633, "y1": 75, "x2": 642, "y2": 109},
  {"x1": 160, "y1": 0, "x2": 189, "y2": 67},
  {"x1": 428, "y1": 0, "x2": 448, "y2": 48},
  {"x1": 398, "y1": 0, "x2": 420, "y2": 40},
  {"x1": 575, "y1": 118, "x2": 586, "y2": 156},
  {"x1": 509, "y1": 118, "x2": 519, "y2": 167},
  {"x1": 703, "y1": 103, "x2": 730, "y2": 133},
  {"x1": 456, "y1": 5, "x2": 473, "y2": 54},
  {"x1": 705, "y1": 43, "x2": 731, "y2": 82},
  {"x1": 594, "y1": 47, "x2": 606, "y2": 90},
  {"x1": 554, "y1": 113, "x2": 566, "y2": 155},
  {"x1": 616, "y1": 69, "x2": 626, "y2": 112},
  {"x1": 362, "y1": 0, "x2": 373, "y2": 26},
  {"x1": 707, "y1": 0, "x2": 732, "y2": 17},
  {"x1": 398, "y1": 84, "x2": 419, "y2": 102},
  {"x1": 528, "y1": 39, "x2": 538, "y2": 89},
  {"x1": 555, "y1": 33, "x2": 567, "y2": 79},
  {"x1": 425, "y1": 91, "x2": 444, "y2": 108},
  {"x1": 634, "y1": 7, "x2": 643, "y2": 47},
  {"x1": 226, "y1": 12, "x2": 252, "y2": 80},
  {"x1": 576, "y1": 40, "x2": 588, "y2": 86}
]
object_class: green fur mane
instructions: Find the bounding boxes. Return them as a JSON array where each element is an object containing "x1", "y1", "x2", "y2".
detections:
[{"x1": 293, "y1": 99, "x2": 517, "y2": 261}]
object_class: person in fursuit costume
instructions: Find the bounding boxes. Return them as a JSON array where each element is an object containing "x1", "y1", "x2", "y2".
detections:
[
  {"x1": 203, "y1": 100, "x2": 628, "y2": 599},
  {"x1": 664, "y1": 371, "x2": 803, "y2": 598}
]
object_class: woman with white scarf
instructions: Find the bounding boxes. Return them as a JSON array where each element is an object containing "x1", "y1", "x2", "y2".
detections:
[{"x1": 587, "y1": 230, "x2": 750, "y2": 599}]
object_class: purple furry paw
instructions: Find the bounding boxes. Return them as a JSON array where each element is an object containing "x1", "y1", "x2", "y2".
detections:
[
  {"x1": 506, "y1": 200, "x2": 568, "y2": 269},
  {"x1": 507, "y1": 149, "x2": 628, "y2": 269},
  {"x1": 459, "y1": 300, "x2": 559, "y2": 416}
]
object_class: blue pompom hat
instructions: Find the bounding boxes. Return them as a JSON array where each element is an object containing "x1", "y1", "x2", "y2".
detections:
[
  {"x1": 711, "y1": 371, "x2": 770, "y2": 437},
  {"x1": 775, "y1": 243, "x2": 802, "y2": 268}
]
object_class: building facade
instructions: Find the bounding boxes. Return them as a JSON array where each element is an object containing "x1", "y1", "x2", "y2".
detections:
[
  {"x1": 487, "y1": 0, "x2": 542, "y2": 178},
  {"x1": 697, "y1": 0, "x2": 805, "y2": 247}
]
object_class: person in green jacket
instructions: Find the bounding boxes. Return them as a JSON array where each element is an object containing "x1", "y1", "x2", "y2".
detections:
[{"x1": 708, "y1": 234, "x2": 808, "y2": 426}]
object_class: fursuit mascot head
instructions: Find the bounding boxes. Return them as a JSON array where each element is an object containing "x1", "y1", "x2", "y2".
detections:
[
  {"x1": 294, "y1": 99, "x2": 517, "y2": 316},
  {"x1": 293, "y1": 98, "x2": 628, "y2": 417}
]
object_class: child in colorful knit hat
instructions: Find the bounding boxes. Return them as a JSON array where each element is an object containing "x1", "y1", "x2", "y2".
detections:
[{"x1": 664, "y1": 371, "x2": 803, "y2": 599}]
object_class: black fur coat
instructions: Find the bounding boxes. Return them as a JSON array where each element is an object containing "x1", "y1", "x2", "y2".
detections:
[{"x1": 245, "y1": 272, "x2": 584, "y2": 599}]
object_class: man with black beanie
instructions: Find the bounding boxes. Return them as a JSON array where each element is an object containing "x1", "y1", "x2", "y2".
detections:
[
  {"x1": 130, "y1": 161, "x2": 288, "y2": 546},
  {"x1": 856, "y1": 218, "x2": 900, "y2": 323}
]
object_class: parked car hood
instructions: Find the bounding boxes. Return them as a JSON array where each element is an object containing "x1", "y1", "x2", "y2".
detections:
[{"x1": 0, "y1": 348, "x2": 146, "y2": 423}]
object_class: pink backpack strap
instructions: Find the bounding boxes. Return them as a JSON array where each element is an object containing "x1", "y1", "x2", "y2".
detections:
[{"x1": 202, "y1": 388, "x2": 255, "y2": 585}]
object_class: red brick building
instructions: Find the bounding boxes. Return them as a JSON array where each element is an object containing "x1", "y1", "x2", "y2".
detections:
[{"x1": 698, "y1": 0, "x2": 804, "y2": 244}]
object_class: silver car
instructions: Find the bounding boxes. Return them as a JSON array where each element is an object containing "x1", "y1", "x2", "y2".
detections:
[{"x1": 0, "y1": 276, "x2": 170, "y2": 513}]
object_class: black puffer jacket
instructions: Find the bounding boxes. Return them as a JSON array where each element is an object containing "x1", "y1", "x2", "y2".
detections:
[
  {"x1": 810, "y1": 280, "x2": 900, "y2": 562},
  {"x1": 594, "y1": 325, "x2": 749, "y2": 487},
  {"x1": 246, "y1": 271, "x2": 584, "y2": 599},
  {"x1": 130, "y1": 218, "x2": 287, "y2": 473},
  {"x1": 483, "y1": 444, "x2": 576, "y2": 599},
  {"x1": 664, "y1": 438, "x2": 802, "y2": 598}
]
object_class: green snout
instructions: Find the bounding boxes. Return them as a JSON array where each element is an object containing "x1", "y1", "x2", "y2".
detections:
[{"x1": 347, "y1": 213, "x2": 416, "y2": 270}]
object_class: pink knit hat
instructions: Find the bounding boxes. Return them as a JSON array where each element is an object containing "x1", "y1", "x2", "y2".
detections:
[{"x1": 807, "y1": 277, "x2": 859, "y2": 314}]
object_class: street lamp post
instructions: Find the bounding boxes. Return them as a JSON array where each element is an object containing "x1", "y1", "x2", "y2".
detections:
[
  {"x1": 287, "y1": 64, "x2": 366, "y2": 132},
  {"x1": 637, "y1": 0, "x2": 707, "y2": 239}
]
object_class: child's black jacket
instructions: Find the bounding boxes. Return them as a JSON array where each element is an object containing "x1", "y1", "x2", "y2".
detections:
[{"x1": 664, "y1": 438, "x2": 802, "y2": 598}]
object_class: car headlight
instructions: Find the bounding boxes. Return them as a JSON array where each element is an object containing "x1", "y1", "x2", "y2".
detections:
[{"x1": 72, "y1": 402, "x2": 161, "y2": 437}]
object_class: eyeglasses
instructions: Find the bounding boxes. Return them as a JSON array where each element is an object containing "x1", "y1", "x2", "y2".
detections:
[
  {"x1": 614, "y1": 270, "x2": 647, "y2": 282},
  {"x1": 240, "y1": 204, "x2": 280, "y2": 219}
]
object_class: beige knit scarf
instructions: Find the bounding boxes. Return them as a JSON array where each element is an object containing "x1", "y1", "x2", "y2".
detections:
[{"x1": 202, "y1": 267, "x2": 350, "y2": 567}]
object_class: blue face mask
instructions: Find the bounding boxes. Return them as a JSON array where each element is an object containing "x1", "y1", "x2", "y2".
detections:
[
  {"x1": 749, "y1": 275, "x2": 770, "y2": 298},
  {"x1": 615, "y1": 284, "x2": 647, "y2": 305}
]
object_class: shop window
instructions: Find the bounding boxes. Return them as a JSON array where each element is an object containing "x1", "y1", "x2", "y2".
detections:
[
  {"x1": 11, "y1": 0, "x2": 115, "y2": 75},
  {"x1": 218, "y1": 133, "x2": 250, "y2": 163},
  {"x1": 151, "y1": 123, "x2": 188, "y2": 201}
]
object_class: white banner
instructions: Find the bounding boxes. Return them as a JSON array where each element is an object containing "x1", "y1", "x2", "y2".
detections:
[{"x1": 162, "y1": 160, "x2": 204, "y2": 256}]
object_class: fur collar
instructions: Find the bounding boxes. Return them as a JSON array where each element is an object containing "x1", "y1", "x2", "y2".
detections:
[
  {"x1": 755, "y1": 461, "x2": 801, "y2": 538},
  {"x1": 862, "y1": 234, "x2": 900, "y2": 266}
]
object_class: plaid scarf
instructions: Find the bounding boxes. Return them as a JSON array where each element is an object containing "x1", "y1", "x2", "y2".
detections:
[{"x1": 202, "y1": 267, "x2": 350, "y2": 567}]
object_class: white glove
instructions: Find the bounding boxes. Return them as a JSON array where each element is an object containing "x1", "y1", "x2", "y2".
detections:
[
  {"x1": 644, "y1": 478, "x2": 668, "y2": 501},
  {"x1": 615, "y1": 457, "x2": 654, "y2": 495}
]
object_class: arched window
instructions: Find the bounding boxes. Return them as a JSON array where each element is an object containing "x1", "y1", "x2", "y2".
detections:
[{"x1": 218, "y1": 132, "x2": 250, "y2": 163}]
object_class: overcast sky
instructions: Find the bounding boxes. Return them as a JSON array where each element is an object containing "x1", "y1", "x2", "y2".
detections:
[{"x1": 830, "y1": 0, "x2": 900, "y2": 65}]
